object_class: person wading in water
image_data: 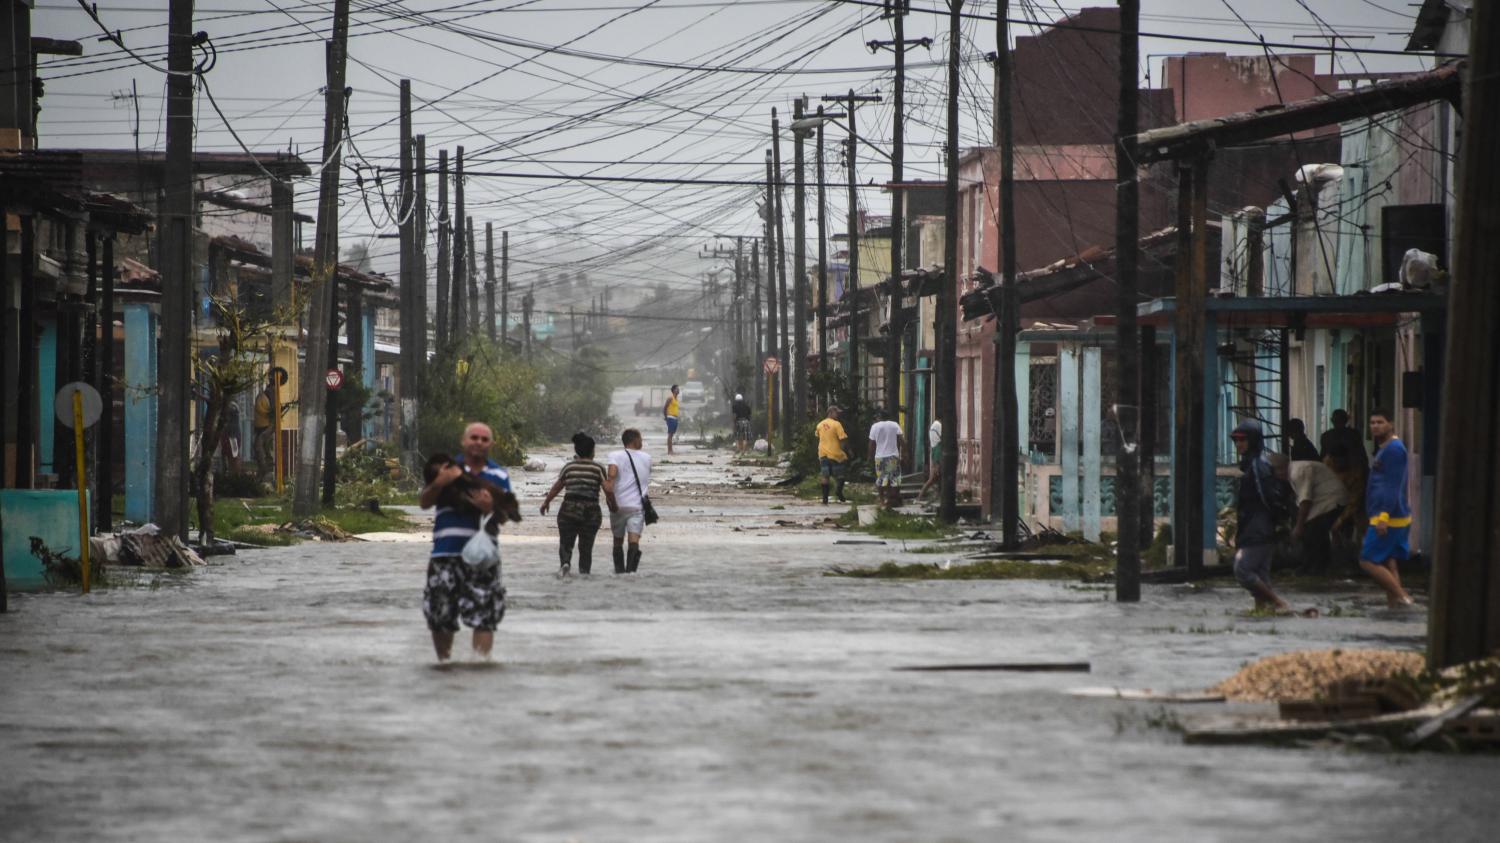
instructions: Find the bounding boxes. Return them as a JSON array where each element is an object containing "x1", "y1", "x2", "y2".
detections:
[{"x1": 540, "y1": 433, "x2": 609, "y2": 577}]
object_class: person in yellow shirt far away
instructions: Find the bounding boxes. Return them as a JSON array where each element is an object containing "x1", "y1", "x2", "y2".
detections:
[
  {"x1": 663, "y1": 384, "x2": 681, "y2": 456},
  {"x1": 815, "y1": 405, "x2": 850, "y2": 505}
]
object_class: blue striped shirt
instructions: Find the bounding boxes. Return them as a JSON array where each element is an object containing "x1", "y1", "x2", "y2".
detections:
[{"x1": 431, "y1": 457, "x2": 512, "y2": 558}]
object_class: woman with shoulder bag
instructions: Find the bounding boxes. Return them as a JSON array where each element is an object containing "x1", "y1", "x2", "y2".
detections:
[{"x1": 540, "y1": 433, "x2": 609, "y2": 577}]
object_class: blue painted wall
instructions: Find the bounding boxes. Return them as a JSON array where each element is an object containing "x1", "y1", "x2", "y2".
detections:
[
  {"x1": 124, "y1": 304, "x2": 158, "y2": 524},
  {"x1": 2, "y1": 490, "x2": 90, "y2": 590}
]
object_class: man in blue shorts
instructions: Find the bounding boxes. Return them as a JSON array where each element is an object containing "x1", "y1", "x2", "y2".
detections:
[{"x1": 1360, "y1": 409, "x2": 1414, "y2": 608}]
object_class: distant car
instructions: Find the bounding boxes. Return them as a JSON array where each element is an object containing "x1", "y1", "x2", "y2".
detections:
[{"x1": 681, "y1": 381, "x2": 706, "y2": 404}]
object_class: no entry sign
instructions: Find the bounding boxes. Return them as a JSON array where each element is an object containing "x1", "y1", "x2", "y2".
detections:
[
  {"x1": 324, "y1": 368, "x2": 344, "y2": 391},
  {"x1": 763, "y1": 356, "x2": 781, "y2": 375}
]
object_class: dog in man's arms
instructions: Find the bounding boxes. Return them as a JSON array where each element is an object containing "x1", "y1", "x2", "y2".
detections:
[{"x1": 423, "y1": 454, "x2": 523, "y2": 535}]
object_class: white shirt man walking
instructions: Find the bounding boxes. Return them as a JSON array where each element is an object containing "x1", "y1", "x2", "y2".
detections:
[
  {"x1": 606, "y1": 427, "x2": 653, "y2": 574},
  {"x1": 867, "y1": 409, "x2": 905, "y2": 509}
]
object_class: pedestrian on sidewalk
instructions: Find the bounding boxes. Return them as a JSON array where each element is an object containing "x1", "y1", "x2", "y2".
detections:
[
  {"x1": 732, "y1": 393, "x2": 753, "y2": 452},
  {"x1": 1231, "y1": 420, "x2": 1294, "y2": 614},
  {"x1": 540, "y1": 432, "x2": 609, "y2": 577},
  {"x1": 868, "y1": 409, "x2": 905, "y2": 510},
  {"x1": 919, "y1": 418, "x2": 941, "y2": 501},
  {"x1": 663, "y1": 385, "x2": 681, "y2": 456},
  {"x1": 417, "y1": 422, "x2": 512, "y2": 662},
  {"x1": 1288, "y1": 454, "x2": 1346, "y2": 575},
  {"x1": 252, "y1": 366, "x2": 288, "y2": 482},
  {"x1": 1360, "y1": 409, "x2": 1415, "y2": 608},
  {"x1": 606, "y1": 428, "x2": 653, "y2": 574},
  {"x1": 815, "y1": 405, "x2": 850, "y2": 505},
  {"x1": 1284, "y1": 417, "x2": 1320, "y2": 462}
]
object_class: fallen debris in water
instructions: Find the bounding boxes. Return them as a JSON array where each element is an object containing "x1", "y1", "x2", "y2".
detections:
[
  {"x1": 1209, "y1": 649, "x2": 1425, "y2": 702},
  {"x1": 896, "y1": 662, "x2": 1091, "y2": 673}
]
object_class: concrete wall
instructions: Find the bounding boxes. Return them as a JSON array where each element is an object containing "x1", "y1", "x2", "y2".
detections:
[{"x1": 2, "y1": 490, "x2": 89, "y2": 590}]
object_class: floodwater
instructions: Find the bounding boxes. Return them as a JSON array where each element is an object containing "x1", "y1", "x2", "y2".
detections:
[{"x1": 3, "y1": 390, "x2": 1497, "y2": 842}]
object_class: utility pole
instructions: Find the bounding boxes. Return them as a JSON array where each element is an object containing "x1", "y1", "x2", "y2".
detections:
[
  {"x1": 414, "y1": 135, "x2": 427, "y2": 374},
  {"x1": 764, "y1": 151, "x2": 781, "y2": 444},
  {"x1": 1114, "y1": 0, "x2": 1142, "y2": 600},
  {"x1": 822, "y1": 89, "x2": 881, "y2": 409},
  {"x1": 771, "y1": 117, "x2": 792, "y2": 446},
  {"x1": 938, "y1": 0, "x2": 962, "y2": 524},
  {"x1": 522, "y1": 286, "x2": 534, "y2": 360},
  {"x1": 466, "y1": 217, "x2": 478, "y2": 338},
  {"x1": 752, "y1": 238, "x2": 763, "y2": 403},
  {"x1": 870, "y1": 2, "x2": 928, "y2": 427},
  {"x1": 1430, "y1": 0, "x2": 1499, "y2": 668},
  {"x1": 293, "y1": 0, "x2": 350, "y2": 518},
  {"x1": 485, "y1": 222, "x2": 496, "y2": 342},
  {"x1": 500, "y1": 230, "x2": 510, "y2": 345},
  {"x1": 792, "y1": 97, "x2": 809, "y2": 429},
  {"x1": 436, "y1": 148, "x2": 449, "y2": 354},
  {"x1": 398, "y1": 80, "x2": 417, "y2": 463},
  {"x1": 451, "y1": 146, "x2": 466, "y2": 346},
  {"x1": 992, "y1": 1, "x2": 1021, "y2": 548},
  {"x1": 734, "y1": 236, "x2": 745, "y2": 378},
  {"x1": 815, "y1": 108, "x2": 829, "y2": 375},
  {"x1": 154, "y1": 0, "x2": 196, "y2": 537}
]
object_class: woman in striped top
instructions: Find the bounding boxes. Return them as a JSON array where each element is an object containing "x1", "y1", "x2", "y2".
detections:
[{"x1": 540, "y1": 432, "x2": 610, "y2": 576}]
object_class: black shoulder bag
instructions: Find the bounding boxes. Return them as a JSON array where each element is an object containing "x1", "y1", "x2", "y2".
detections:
[{"x1": 625, "y1": 450, "x2": 659, "y2": 525}]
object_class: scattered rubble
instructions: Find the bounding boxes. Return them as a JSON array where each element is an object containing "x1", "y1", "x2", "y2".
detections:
[{"x1": 1209, "y1": 649, "x2": 1426, "y2": 702}]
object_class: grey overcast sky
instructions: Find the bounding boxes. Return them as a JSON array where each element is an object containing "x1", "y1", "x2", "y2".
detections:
[{"x1": 31, "y1": 1, "x2": 1434, "y2": 300}]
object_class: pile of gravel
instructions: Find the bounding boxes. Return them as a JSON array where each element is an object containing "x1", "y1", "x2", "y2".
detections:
[{"x1": 1210, "y1": 649, "x2": 1426, "y2": 702}]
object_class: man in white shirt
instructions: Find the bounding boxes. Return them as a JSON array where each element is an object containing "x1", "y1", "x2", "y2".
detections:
[
  {"x1": 606, "y1": 428, "x2": 653, "y2": 574},
  {"x1": 1287, "y1": 456, "x2": 1347, "y2": 575},
  {"x1": 867, "y1": 409, "x2": 905, "y2": 509}
]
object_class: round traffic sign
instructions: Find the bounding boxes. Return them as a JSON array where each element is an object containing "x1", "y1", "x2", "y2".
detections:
[
  {"x1": 55, "y1": 382, "x2": 103, "y2": 429},
  {"x1": 763, "y1": 356, "x2": 781, "y2": 374},
  {"x1": 324, "y1": 368, "x2": 344, "y2": 390}
]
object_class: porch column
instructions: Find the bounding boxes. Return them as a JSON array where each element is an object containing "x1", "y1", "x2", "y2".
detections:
[
  {"x1": 123, "y1": 303, "x2": 157, "y2": 524},
  {"x1": 1059, "y1": 345, "x2": 1080, "y2": 533},
  {"x1": 1081, "y1": 345, "x2": 1101, "y2": 542}
]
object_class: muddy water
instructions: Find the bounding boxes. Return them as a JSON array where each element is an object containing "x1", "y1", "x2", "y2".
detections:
[{"x1": 3, "y1": 392, "x2": 1497, "y2": 841}]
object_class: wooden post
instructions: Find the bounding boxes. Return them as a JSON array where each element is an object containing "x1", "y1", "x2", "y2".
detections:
[
  {"x1": 96, "y1": 234, "x2": 116, "y2": 533},
  {"x1": 1429, "y1": 1, "x2": 1500, "y2": 669}
]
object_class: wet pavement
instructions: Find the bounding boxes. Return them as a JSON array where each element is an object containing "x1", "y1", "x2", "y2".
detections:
[{"x1": 3, "y1": 391, "x2": 1498, "y2": 842}]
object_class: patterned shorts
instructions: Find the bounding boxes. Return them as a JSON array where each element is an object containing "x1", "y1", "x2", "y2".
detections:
[
  {"x1": 423, "y1": 555, "x2": 506, "y2": 632},
  {"x1": 875, "y1": 456, "x2": 902, "y2": 488}
]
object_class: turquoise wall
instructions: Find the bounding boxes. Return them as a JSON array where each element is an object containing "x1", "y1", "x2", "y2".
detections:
[{"x1": 2, "y1": 490, "x2": 90, "y2": 590}]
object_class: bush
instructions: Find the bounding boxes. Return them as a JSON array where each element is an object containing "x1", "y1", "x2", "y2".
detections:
[
  {"x1": 418, "y1": 338, "x2": 536, "y2": 463},
  {"x1": 214, "y1": 469, "x2": 265, "y2": 499},
  {"x1": 535, "y1": 346, "x2": 619, "y2": 441}
]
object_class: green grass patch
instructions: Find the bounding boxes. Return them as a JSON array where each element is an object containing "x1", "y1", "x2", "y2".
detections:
[
  {"x1": 790, "y1": 475, "x2": 875, "y2": 505},
  {"x1": 827, "y1": 557, "x2": 1113, "y2": 581},
  {"x1": 858, "y1": 509, "x2": 954, "y2": 540},
  {"x1": 202, "y1": 496, "x2": 414, "y2": 545}
]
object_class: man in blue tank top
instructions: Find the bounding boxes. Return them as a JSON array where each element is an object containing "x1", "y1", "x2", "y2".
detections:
[{"x1": 1359, "y1": 409, "x2": 1414, "y2": 608}]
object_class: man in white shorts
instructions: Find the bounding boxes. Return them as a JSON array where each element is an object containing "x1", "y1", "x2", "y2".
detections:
[{"x1": 606, "y1": 428, "x2": 653, "y2": 574}]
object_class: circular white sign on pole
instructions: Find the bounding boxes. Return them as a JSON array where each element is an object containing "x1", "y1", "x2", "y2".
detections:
[{"x1": 55, "y1": 382, "x2": 103, "y2": 429}]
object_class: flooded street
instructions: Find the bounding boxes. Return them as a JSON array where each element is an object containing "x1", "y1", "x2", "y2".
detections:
[{"x1": 3, "y1": 394, "x2": 1498, "y2": 842}]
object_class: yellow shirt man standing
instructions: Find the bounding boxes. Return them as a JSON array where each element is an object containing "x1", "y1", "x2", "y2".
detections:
[{"x1": 815, "y1": 405, "x2": 850, "y2": 505}]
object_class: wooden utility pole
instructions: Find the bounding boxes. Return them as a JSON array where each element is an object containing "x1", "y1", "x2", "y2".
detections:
[
  {"x1": 500, "y1": 230, "x2": 510, "y2": 344},
  {"x1": 870, "y1": 3, "x2": 928, "y2": 428},
  {"x1": 764, "y1": 153, "x2": 781, "y2": 443},
  {"x1": 96, "y1": 234, "x2": 116, "y2": 533},
  {"x1": 435, "y1": 149, "x2": 450, "y2": 353},
  {"x1": 734, "y1": 236, "x2": 745, "y2": 373},
  {"x1": 1171, "y1": 160, "x2": 1208, "y2": 574},
  {"x1": 155, "y1": 0, "x2": 197, "y2": 536},
  {"x1": 522, "y1": 286, "x2": 534, "y2": 360},
  {"x1": 451, "y1": 146, "x2": 467, "y2": 345},
  {"x1": 293, "y1": 0, "x2": 350, "y2": 518},
  {"x1": 752, "y1": 239, "x2": 763, "y2": 401},
  {"x1": 414, "y1": 135, "x2": 428, "y2": 371},
  {"x1": 823, "y1": 89, "x2": 880, "y2": 407},
  {"x1": 1430, "y1": 2, "x2": 1499, "y2": 669},
  {"x1": 398, "y1": 79, "x2": 418, "y2": 460},
  {"x1": 792, "y1": 97, "x2": 810, "y2": 429},
  {"x1": 815, "y1": 108, "x2": 829, "y2": 375},
  {"x1": 466, "y1": 217, "x2": 478, "y2": 338},
  {"x1": 485, "y1": 223, "x2": 497, "y2": 342},
  {"x1": 771, "y1": 115, "x2": 792, "y2": 446},
  {"x1": 1114, "y1": 0, "x2": 1142, "y2": 600},
  {"x1": 1139, "y1": 323, "x2": 1157, "y2": 545},
  {"x1": 990, "y1": 0, "x2": 1021, "y2": 547},
  {"x1": 938, "y1": 0, "x2": 962, "y2": 524}
]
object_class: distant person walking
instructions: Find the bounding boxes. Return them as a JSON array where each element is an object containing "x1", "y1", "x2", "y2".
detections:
[
  {"x1": 868, "y1": 409, "x2": 905, "y2": 509},
  {"x1": 417, "y1": 422, "x2": 511, "y2": 662},
  {"x1": 606, "y1": 428, "x2": 653, "y2": 574},
  {"x1": 252, "y1": 366, "x2": 288, "y2": 482},
  {"x1": 815, "y1": 405, "x2": 850, "y2": 505},
  {"x1": 1360, "y1": 409, "x2": 1415, "y2": 608},
  {"x1": 663, "y1": 385, "x2": 681, "y2": 456},
  {"x1": 1230, "y1": 420, "x2": 1293, "y2": 614},
  {"x1": 731, "y1": 393, "x2": 753, "y2": 452},
  {"x1": 1288, "y1": 455, "x2": 1346, "y2": 575},
  {"x1": 1284, "y1": 417, "x2": 1320, "y2": 461},
  {"x1": 540, "y1": 433, "x2": 608, "y2": 577},
  {"x1": 919, "y1": 418, "x2": 942, "y2": 501}
]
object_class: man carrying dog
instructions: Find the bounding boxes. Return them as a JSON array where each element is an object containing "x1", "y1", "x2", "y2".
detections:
[{"x1": 418, "y1": 422, "x2": 513, "y2": 661}]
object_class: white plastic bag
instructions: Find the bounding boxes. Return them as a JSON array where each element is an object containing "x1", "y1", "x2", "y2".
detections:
[{"x1": 461, "y1": 515, "x2": 500, "y2": 570}]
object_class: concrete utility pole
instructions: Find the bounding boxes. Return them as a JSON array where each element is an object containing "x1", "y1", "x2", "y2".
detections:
[
  {"x1": 771, "y1": 116, "x2": 793, "y2": 446},
  {"x1": 485, "y1": 223, "x2": 496, "y2": 342},
  {"x1": 1430, "y1": 1, "x2": 1499, "y2": 668},
  {"x1": 752, "y1": 239, "x2": 763, "y2": 402},
  {"x1": 815, "y1": 108, "x2": 829, "y2": 374},
  {"x1": 1113, "y1": 0, "x2": 1142, "y2": 600},
  {"x1": 870, "y1": 2, "x2": 928, "y2": 428},
  {"x1": 500, "y1": 230, "x2": 510, "y2": 344},
  {"x1": 451, "y1": 146, "x2": 466, "y2": 346},
  {"x1": 154, "y1": 0, "x2": 196, "y2": 537},
  {"x1": 764, "y1": 153, "x2": 781, "y2": 443},
  {"x1": 466, "y1": 217, "x2": 478, "y2": 338},
  {"x1": 792, "y1": 97, "x2": 809, "y2": 429},
  {"x1": 293, "y1": 0, "x2": 350, "y2": 518},
  {"x1": 398, "y1": 80, "x2": 418, "y2": 464},
  {"x1": 822, "y1": 89, "x2": 880, "y2": 408},
  {"x1": 414, "y1": 135, "x2": 428, "y2": 372},
  {"x1": 992, "y1": 1, "x2": 1021, "y2": 548},
  {"x1": 734, "y1": 236, "x2": 745, "y2": 375},
  {"x1": 938, "y1": 0, "x2": 962, "y2": 524},
  {"x1": 435, "y1": 149, "x2": 449, "y2": 354}
]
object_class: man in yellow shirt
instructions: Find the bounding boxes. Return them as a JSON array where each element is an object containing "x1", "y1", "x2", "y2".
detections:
[{"x1": 815, "y1": 405, "x2": 850, "y2": 505}]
